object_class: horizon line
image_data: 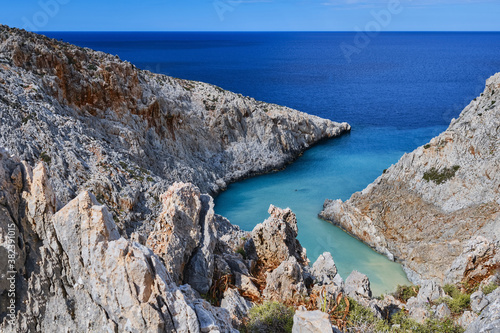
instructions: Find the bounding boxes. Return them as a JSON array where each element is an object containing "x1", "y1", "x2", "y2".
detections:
[{"x1": 38, "y1": 30, "x2": 500, "y2": 33}]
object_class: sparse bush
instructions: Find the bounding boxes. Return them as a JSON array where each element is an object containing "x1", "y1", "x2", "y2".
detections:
[
  {"x1": 436, "y1": 284, "x2": 470, "y2": 314},
  {"x1": 87, "y1": 64, "x2": 98, "y2": 71},
  {"x1": 390, "y1": 311, "x2": 464, "y2": 333},
  {"x1": 482, "y1": 283, "x2": 498, "y2": 295},
  {"x1": 243, "y1": 302, "x2": 294, "y2": 333},
  {"x1": 393, "y1": 285, "x2": 420, "y2": 303},
  {"x1": 423, "y1": 165, "x2": 460, "y2": 185},
  {"x1": 236, "y1": 246, "x2": 247, "y2": 259},
  {"x1": 40, "y1": 151, "x2": 51, "y2": 165},
  {"x1": 423, "y1": 144, "x2": 431, "y2": 149}
]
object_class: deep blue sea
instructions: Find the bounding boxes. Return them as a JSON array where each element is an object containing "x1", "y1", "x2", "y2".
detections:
[{"x1": 42, "y1": 31, "x2": 500, "y2": 295}]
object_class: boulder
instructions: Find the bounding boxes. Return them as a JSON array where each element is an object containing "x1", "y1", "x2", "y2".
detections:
[
  {"x1": 344, "y1": 270, "x2": 372, "y2": 298},
  {"x1": 311, "y1": 252, "x2": 338, "y2": 286},
  {"x1": 416, "y1": 280, "x2": 446, "y2": 303},
  {"x1": 292, "y1": 310, "x2": 333, "y2": 333},
  {"x1": 263, "y1": 256, "x2": 308, "y2": 302},
  {"x1": 435, "y1": 303, "x2": 452, "y2": 319},
  {"x1": 251, "y1": 205, "x2": 307, "y2": 268}
]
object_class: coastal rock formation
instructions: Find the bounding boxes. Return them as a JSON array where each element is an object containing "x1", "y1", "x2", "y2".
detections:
[
  {"x1": 0, "y1": 24, "x2": 350, "y2": 235},
  {"x1": 320, "y1": 72, "x2": 500, "y2": 285},
  {"x1": 0, "y1": 153, "x2": 238, "y2": 332}
]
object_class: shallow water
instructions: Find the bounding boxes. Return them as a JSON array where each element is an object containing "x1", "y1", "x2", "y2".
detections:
[{"x1": 215, "y1": 125, "x2": 446, "y2": 295}]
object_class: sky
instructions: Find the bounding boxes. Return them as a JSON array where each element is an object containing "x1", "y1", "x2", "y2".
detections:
[{"x1": 1, "y1": 0, "x2": 499, "y2": 32}]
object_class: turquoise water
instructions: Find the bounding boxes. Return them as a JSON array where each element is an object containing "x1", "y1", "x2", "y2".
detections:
[
  {"x1": 43, "y1": 31, "x2": 500, "y2": 295},
  {"x1": 215, "y1": 125, "x2": 446, "y2": 296}
]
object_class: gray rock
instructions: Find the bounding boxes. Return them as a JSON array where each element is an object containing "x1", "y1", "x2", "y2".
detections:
[
  {"x1": 345, "y1": 270, "x2": 372, "y2": 298},
  {"x1": 435, "y1": 303, "x2": 452, "y2": 319},
  {"x1": 184, "y1": 194, "x2": 218, "y2": 294},
  {"x1": 465, "y1": 293, "x2": 500, "y2": 333},
  {"x1": 416, "y1": 280, "x2": 446, "y2": 303},
  {"x1": 221, "y1": 288, "x2": 253, "y2": 327},
  {"x1": 263, "y1": 256, "x2": 308, "y2": 302},
  {"x1": 312, "y1": 252, "x2": 338, "y2": 286},
  {"x1": 292, "y1": 310, "x2": 333, "y2": 333},
  {"x1": 320, "y1": 72, "x2": 500, "y2": 284},
  {"x1": 458, "y1": 311, "x2": 479, "y2": 329},
  {"x1": 471, "y1": 290, "x2": 490, "y2": 314}
]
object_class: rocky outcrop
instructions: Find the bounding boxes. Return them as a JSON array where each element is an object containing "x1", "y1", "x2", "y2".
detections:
[
  {"x1": 466, "y1": 288, "x2": 500, "y2": 333},
  {"x1": 0, "y1": 151, "x2": 238, "y2": 332},
  {"x1": 320, "y1": 72, "x2": 500, "y2": 285},
  {"x1": 250, "y1": 205, "x2": 308, "y2": 268},
  {"x1": 0, "y1": 25, "x2": 349, "y2": 235}
]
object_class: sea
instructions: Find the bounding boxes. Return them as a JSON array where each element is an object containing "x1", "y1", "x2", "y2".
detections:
[{"x1": 42, "y1": 31, "x2": 500, "y2": 295}]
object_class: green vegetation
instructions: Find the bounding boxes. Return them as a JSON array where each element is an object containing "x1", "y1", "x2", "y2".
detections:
[
  {"x1": 342, "y1": 297, "x2": 390, "y2": 332},
  {"x1": 482, "y1": 283, "x2": 498, "y2": 295},
  {"x1": 393, "y1": 285, "x2": 420, "y2": 303},
  {"x1": 22, "y1": 113, "x2": 34, "y2": 124},
  {"x1": 390, "y1": 311, "x2": 464, "y2": 333},
  {"x1": 435, "y1": 284, "x2": 470, "y2": 314},
  {"x1": 243, "y1": 302, "x2": 294, "y2": 333},
  {"x1": 236, "y1": 246, "x2": 247, "y2": 259},
  {"x1": 492, "y1": 101, "x2": 496, "y2": 105},
  {"x1": 423, "y1": 165, "x2": 460, "y2": 185},
  {"x1": 326, "y1": 296, "x2": 464, "y2": 333},
  {"x1": 40, "y1": 151, "x2": 51, "y2": 165},
  {"x1": 423, "y1": 144, "x2": 431, "y2": 149},
  {"x1": 87, "y1": 64, "x2": 98, "y2": 71}
]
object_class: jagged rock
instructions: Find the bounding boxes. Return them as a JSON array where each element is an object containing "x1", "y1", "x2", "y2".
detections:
[
  {"x1": 416, "y1": 280, "x2": 445, "y2": 303},
  {"x1": 0, "y1": 25, "x2": 350, "y2": 235},
  {"x1": 320, "y1": 73, "x2": 500, "y2": 284},
  {"x1": 344, "y1": 270, "x2": 372, "y2": 298},
  {"x1": 435, "y1": 303, "x2": 452, "y2": 319},
  {"x1": 471, "y1": 290, "x2": 490, "y2": 314},
  {"x1": 458, "y1": 311, "x2": 479, "y2": 329},
  {"x1": 251, "y1": 205, "x2": 307, "y2": 268},
  {"x1": 466, "y1": 288, "x2": 500, "y2": 332},
  {"x1": 234, "y1": 272, "x2": 261, "y2": 300},
  {"x1": 146, "y1": 182, "x2": 203, "y2": 285},
  {"x1": 221, "y1": 288, "x2": 253, "y2": 327},
  {"x1": 263, "y1": 256, "x2": 308, "y2": 302},
  {"x1": 292, "y1": 310, "x2": 333, "y2": 333},
  {"x1": 311, "y1": 252, "x2": 338, "y2": 286},
  {"x1": 184, "y1": 194, "x2": 218, "y2": 294},
  {"x1": 0, "y1": 155, "x2": 237, "y2": 332}
]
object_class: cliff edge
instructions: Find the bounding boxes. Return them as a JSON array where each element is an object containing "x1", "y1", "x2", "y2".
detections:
[
  {"x1": 0, "y1": 25, "x2": 350, "y2": 235},
  {"x1": 320, "y1": 72, "x2": 500, "y2": 286}
]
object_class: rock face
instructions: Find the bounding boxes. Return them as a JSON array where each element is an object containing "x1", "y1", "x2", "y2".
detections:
[
  {"x1": 0, "y1": 25, "x2": 349, "y2": 235},
  {"x1": 320, "y1": 72, "x2": 500, "y2": 284},
  {"x1": 0, "y1": 151, "x2": 238, "y2": 332}
]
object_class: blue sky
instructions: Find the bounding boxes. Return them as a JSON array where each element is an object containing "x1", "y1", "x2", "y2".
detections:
[{"x1": 1, "y1": 0, "x2": 499, "y2": 31}]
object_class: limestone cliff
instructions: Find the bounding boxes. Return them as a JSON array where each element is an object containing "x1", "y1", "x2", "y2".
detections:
[
  {"x1": 0, "y1": 25, "x2": 350, "y2": 234},
  {"x1": 320, "y1": 72, "x2": 500, "y2": 286}
]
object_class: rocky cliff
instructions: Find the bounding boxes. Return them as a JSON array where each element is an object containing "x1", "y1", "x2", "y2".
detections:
[
  {"x1": 320, "y1": 72, "x2": 500, "y2": 286},
  {"x1": 0, "y1": 25, "x2": 349, "y2": 235},
  {"x1": 0, "y1": 25, "x2": 358, "y2": 332}
]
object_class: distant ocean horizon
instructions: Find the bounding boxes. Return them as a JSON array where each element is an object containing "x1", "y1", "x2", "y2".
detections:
[{"x1": 41, "y1": 31, "x2": 500, "y2": 294}]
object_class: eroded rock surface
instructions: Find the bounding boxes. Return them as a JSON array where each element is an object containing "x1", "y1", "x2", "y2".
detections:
[
  {"x1": 0, "y1": 25, "x2": 349, "y2": 236},
  {"x1": 320, "y1": 72, "x2": 500, "y2": 285}
]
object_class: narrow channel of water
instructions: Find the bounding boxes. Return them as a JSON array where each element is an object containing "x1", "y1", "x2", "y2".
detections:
[{"x1": 215, "y1": 125, "x2": 445, "y2": 296}]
